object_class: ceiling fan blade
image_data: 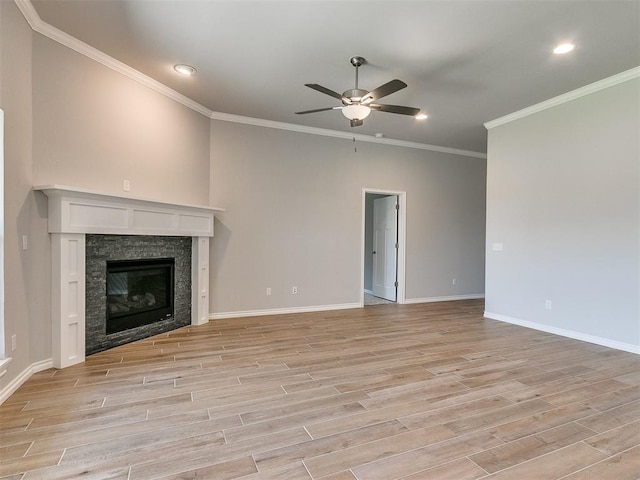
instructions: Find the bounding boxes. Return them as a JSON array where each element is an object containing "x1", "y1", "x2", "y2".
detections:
[
  {"x1": 369, "y1": 103, "x2": 420, "y2": 116},
  {"x1": 295, "y1": 106, "x2": 342, "y2": 115},
  {"x1": 361, "y1": 79, "x2": 407, "y2": 104},
  {"x1": 305, "y1": 83, "x2": 347, "y2": 102}
]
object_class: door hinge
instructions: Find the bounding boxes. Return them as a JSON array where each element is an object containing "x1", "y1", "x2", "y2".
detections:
[
  {"x1": 394, "y1": 281, "x2": 398, "y2": 287},
  {"x1": 395, "y1": 204, "x2": 399, "y2": 210},
  {"x1": 395, "y1": 242, "x2": 398, "y2": 249}
]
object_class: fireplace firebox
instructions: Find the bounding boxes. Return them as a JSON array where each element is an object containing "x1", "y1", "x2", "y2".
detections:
[{"x1": 106, "y1": 258, "x2": 175, "y2": 334}]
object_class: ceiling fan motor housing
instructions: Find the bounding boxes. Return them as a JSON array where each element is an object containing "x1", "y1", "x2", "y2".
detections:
[
  {"x1": 349, "y1": 56, "x2": 365, "y2": 67},
  {"x1": 343, "y1": 89, "x2": 369, "y2": 104}
]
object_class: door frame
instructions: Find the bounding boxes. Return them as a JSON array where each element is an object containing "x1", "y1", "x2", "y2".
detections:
[{"x1": 360, "y1": 188, "x2": 407, "y2": 307}]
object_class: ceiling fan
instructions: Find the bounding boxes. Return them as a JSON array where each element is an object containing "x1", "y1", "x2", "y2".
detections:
[{"x1": 296, "y1": 56, "x2": 421, "y2": 127}]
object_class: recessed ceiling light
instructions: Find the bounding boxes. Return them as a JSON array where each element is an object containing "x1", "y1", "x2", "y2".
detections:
[
  {"x1": 415, "y1": 113, "x2": 428, "y2": 120},
  {"x1": 174, "y1": 64, "x2": 196, "y2": 76},
  {"x1": 553, "y1": 43, "x2": 575, "y2": 55}
]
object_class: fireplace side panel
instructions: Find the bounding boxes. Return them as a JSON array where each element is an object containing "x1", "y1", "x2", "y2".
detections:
[{"x1": 85, "y1": 235, "x2": 192, "y2": 355}]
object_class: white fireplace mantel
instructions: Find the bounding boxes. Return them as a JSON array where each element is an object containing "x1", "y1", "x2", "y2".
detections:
[{"x1": 35, "y1": 185, "x2": 224, "y2": 368}]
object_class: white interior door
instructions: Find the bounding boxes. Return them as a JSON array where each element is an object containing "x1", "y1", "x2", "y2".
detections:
[{"x1": 372, "y1": 196, "x2": 398, "y2": 301}]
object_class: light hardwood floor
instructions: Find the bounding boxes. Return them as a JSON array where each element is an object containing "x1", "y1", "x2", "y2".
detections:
[{"x1": 1, "y1": 300, "x2": 639, "y2": 479}]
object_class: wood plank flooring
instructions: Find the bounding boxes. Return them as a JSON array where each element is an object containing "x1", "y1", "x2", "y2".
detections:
[{"x1": 1, "y1": 300, "x2": 639, "y2": 479}]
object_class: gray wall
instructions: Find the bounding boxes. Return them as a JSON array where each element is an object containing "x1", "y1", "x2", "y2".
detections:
[
  {"x1": 0, "y1": 0, "x2": 40, "y2": 393},
  {"x1": 209, "y1": 120, "x2": 486, "y2": 314},
  {"x1": 31, "y1": 35, "x2": 211, "y2": 206},
  {"x1": 485, "y1": 77, "x2": 640, "y2": 350},
  {"x1": 0, "y1": 7, "x2": 212, "y2": 394}
]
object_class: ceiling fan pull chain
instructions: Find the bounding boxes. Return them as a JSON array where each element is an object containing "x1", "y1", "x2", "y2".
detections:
[{"x1": 353, "y1": 137, "x2": 357, "y2": 153}]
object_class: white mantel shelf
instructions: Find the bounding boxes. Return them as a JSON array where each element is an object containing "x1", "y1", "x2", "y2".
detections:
[
  {"x1": 34, "y1": 185, "x2": 224, "y2": 237},
  {"x1": 35, "y1": 184, "x2": 224, "y2": 369}
]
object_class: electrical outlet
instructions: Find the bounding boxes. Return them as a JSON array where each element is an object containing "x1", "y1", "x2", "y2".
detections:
[
  {"x1": 452, "y1": 278, "x2": 457, "y2": 286},
  {"x1": 11, "y1": 334, "x2": 16, "y2": 352},
  {"x1": 22, "y1": 236, "x2": 28, "y2": 250},
  {"x1": 292, "y1": 286, "x2": 298, "y2": 295},
  {"x1": 545, "y1": 299, "x2": 552, "y2": 310},
  {"x1": 266, "y1": 287, "x2": 272, "y2": 296},
  {"x1": 123, "y1": 179, "x2": 131, "y2": 192}
]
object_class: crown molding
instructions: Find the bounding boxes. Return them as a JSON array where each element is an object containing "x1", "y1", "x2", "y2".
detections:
[
  {"x1": 14, "y1": 0, "x2": 214, "y2": 118},
  {"x1": 485, "y1": 66, "x2": 640, "y2": 130},
  {"x1": 210, "y1": 112, "x2": 487, "y2": 159},
  {"x1": 13, "y1": 0, "x2": 39, "y2": 29},
  {"x1": 15, "y1": 0, "x2": 486, "y2": 159}
]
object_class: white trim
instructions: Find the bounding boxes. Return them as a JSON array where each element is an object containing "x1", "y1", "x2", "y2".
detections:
[
  {"x1": 364, "y1": 289, "x2": 374, "y2": 295},
  {"x1": 33, "y1": 184, "x2": 224, "y2": 214},
  {"x1": 211, "y1": 113, "x2": 486, "y2": 159},
  {"x1": 361, "y1": 189, "x2": 407, "y2": 307},
  {"x1": 404, "y1": 294, "x2": 485, "y2": 304},
  {"x1": 191, "y1": 238, "x2": 210, "y2": 326},
  {"x1": 0, "y1": 358, "x2": 53, "y2": 405},
  {"x1": 11, "y1": 0, "x2": 39, "y2": 30},
  {"x1": 0, "y1": 357, "x2": 11, "y2": 379},
  {"x1": 485, "y1": 66, "x2": 640, "y2": 129},
  {"x1": 210, "y1": 303, "x2": 361, "y2": 320},
  {"x1": 484, "y1": 311, "x2": 640, "y2": 355},
  {"x1": 14, "y1": 0, "x2": 213, "y2": 118},
  {"x1": 51, "y1": 233, "x2": 86, "y2": 369},
  {"x1": 15, "y1": 0, "x2": 486, "y2": 160},
  {"x1": 34, "y1": 185, "x2": 221, "y2": 237}
]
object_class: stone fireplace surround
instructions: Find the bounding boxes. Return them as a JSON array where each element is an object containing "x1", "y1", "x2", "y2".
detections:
[
  {"x1": 85, "y1": 235, "x2": 192, "y2": 355},
  {"x1": 35, "y1": 185, "x2": 224, "y2": 369}
]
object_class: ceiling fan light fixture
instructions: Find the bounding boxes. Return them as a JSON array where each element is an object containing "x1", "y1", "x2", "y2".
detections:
[
  {"x1": 342, "y1": 104, "x2": 371, "y2": 121},
  {"x1": 174, "y1": 64, "x2": 196, "y2": 76},
  {"x1": 415, "y1": 113, "x2": 428, "y2": 120}
]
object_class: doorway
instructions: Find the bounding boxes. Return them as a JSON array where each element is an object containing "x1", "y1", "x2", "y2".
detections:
[{"x1": 361, "y1": 189, "x2": 406, "y2": 307}]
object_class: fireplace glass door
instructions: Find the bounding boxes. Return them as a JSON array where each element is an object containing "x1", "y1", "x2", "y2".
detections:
[{"x1": 106, "y1": 258, "x2": 175, "y2": 334}]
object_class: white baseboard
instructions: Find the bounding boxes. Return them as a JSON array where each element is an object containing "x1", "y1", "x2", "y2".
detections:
[
  {"x1": 210, "y1": 302, "x2": 362, "y2": 320},
  {"x1": 0, "y1": 358, "x2": 54, "y2": 405},
  {"x1": 404, "y1": 294, "x2": 485, "y2": 305},
  {"x1": 0, "y1": 357, "x2": 12, "y2": 379},
  {"x1": 484, "y1": 311, "x2": 640, "y2": 355}
]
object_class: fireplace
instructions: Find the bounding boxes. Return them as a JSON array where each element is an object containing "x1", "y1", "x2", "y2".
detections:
[
  {"x1": 36, "y1": 185, "x2": 223, "y2": 368},
  {"x1": 106, "y1": 258, "x2": 175, "y2": 334}
]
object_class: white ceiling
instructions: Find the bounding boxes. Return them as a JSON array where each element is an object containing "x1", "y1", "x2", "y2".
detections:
[{"x1": 30, "y1": 0, "x2": 640, "y2": 153}]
